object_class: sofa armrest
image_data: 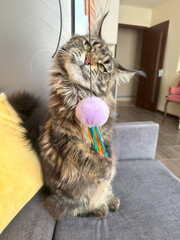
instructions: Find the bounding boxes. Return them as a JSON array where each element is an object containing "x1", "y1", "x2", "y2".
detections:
[{"x1": 112, "y1": 121, "x2": 159, "y2": 160}]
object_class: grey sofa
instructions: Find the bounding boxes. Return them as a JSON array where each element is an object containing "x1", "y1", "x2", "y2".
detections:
[{"x1": 1, "y1": 122, "x2": 180, "y2": 240}]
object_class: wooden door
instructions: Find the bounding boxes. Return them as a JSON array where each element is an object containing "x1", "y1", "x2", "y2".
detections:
[{"x1": 136, "y1": 21, "x2": 169, "y2": 111}]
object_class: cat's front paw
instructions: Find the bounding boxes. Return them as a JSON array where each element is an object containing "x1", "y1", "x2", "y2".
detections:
[
  {"x1": 108, "y1": 195, "x2": 120, "y2": 212},
  {"x1": 88, "y1": 204, "x2": 109, "y2": 219},
  {"x1": 98, "y1": 155, "x2": 112, "y2": 180}
]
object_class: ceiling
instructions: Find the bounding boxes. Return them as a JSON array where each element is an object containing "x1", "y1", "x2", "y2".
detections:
[{"x1": 120, "y1": 0, "x2": 167, "y2": 9}]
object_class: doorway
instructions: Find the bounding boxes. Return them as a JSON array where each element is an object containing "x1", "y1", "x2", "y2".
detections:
[
  {"x1": 116, "y1": 21, "x2": 169, "y2": 111},
  {"x1": 136, "y1": 21, "x2": 169, "y2": 111},
  {"x1": 116, "y1": 25, "x2": 144, "y2": 105}
]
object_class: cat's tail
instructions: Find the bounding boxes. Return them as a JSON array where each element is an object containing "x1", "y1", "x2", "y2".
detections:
[{"x1": 8, "y1": 91, "x2": 40, "y2": 152}]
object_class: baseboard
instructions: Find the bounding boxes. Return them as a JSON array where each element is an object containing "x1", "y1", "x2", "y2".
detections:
[
  {"x1": 157, "y1": 110, "x2": 179, "y2": 119},
  {"x1": 117, "y1": 97, "x2": 136, "y2": 107}
]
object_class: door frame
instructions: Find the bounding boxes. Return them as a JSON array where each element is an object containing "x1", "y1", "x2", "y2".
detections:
[
  {"x1": 136, "y1": 21, "x2": 169, "y2": 111},
  {"x1": 118, "y1": 23, "x2": 148, "y2": 30},
  {"x1": 117, "y1": 21, "x2": 169, "y2": 112}
]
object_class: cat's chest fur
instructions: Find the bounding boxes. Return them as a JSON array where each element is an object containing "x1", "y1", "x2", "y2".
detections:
[{"x1": 80, "y1": 124, "x2": 92, "y2": 145}]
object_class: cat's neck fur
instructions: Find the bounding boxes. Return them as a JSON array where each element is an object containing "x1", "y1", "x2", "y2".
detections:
[{"x1": 49, "y1": 74, "x2": 114, "y2": 137}]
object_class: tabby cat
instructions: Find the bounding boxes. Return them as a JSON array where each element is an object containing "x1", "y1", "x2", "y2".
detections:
[{"x1": 39, "y1": 15, "x2": 142, "y2": 220}]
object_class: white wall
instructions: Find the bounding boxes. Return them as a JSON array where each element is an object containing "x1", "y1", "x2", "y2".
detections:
[
  {"x1": 95, "y1": 0, "x2": 120, "y2": 45},
  {"x1": 94, "y1": 0, "x2": 120, "y2": 58},
  {"x1": 119, "y1": 5, "x2": 152, "y2": 27},
  {"x1": 0, "y1": 0, "x2": 71, "y2": 104},
  {"x1": 151, "y1": 0, "x2": 180, "y2": 116}
]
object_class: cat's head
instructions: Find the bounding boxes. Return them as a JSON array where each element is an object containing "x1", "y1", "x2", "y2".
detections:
[{"x1": 51, "y1": 13, "x2": 144, "y2": 96}]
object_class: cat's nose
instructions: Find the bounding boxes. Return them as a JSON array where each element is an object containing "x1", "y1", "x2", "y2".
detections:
[{"x1": 85, "y1": 55, "x2": 91, "y2": 65}]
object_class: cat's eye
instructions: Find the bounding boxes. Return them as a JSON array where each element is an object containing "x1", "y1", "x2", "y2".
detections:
[
  {"x1": 98, "y1": 63, "x2": 106, "y2": 73},
  {"x1": 84, "y1": 41, "x2": 91, "y2": 51}
]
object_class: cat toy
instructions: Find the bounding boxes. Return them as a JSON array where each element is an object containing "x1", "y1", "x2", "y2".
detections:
[
  {"x1": 75, "y1": 97, "x2": 109, "y2": 155},
  {"x1": 75, "y1": 0, "x2": 109, "y2": 156}
]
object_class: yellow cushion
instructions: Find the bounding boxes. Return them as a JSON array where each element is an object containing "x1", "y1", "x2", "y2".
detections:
[{"x1": 0, "y1": 93, "x2": 43, "y2": 233}]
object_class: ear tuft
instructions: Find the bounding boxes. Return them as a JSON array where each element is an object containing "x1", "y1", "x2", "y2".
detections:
[
  {"x1": 93, "y1": 12, "x2": 109, "y2": 38},
  {"x1": 114, "y1": 62, "x2": 146, "y2": 84}
]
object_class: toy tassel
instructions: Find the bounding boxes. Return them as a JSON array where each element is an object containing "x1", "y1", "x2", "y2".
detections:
[
  {"x1": 88, "y1": 127, "x2": 108, "y2": 156},
  {"x1": 95, "y1": 126, "x2": 108, "y2": 156}
]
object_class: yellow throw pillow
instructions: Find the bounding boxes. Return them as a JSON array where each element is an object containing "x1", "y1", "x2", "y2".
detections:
[{"x1": 0, "y1": 93, "x2": 43, "y2": 233}]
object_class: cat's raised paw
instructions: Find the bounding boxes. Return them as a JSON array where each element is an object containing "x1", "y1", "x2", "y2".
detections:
[{"x1": 97, "y1": 155, "x2": 112, "y2": 180}]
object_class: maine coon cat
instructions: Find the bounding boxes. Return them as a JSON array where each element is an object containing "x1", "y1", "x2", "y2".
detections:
[{"x1": 38, "y1": 15, "x2": 141, "y2": 220}]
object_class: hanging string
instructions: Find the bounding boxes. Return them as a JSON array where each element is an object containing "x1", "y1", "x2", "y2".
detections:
[
  {"x1": 52, "y1": 0, "x2": 62, "y2": 58},
  {"x1": 88, "y1": 0, "x2": 92, "y2": 94}
]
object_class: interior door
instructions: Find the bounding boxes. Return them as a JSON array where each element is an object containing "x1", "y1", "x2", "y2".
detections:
[{"x1": 136, "y1": 21, "x2": 169, "y2": 111}]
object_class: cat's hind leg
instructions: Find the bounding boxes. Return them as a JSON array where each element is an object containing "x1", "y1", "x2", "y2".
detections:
[
  {"x1": 43, "y1": 194, "x2": 83, "y2": 220},
  {"x1": 43, "y1": 195, "x2": 71, "y2": 220}
]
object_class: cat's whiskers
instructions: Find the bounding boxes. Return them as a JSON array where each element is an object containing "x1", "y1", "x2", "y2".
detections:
[
  {"x1": 118, "y1": 61, "x2": 146, "y2": 72},
  {"x1": 24, "y1": 18, "x2": 56, "y2": 43},
  {"x1": 30, "y1": 48, "x2": 55, "y2": 72},
  {"x1": 40, "y1": 0, "x2": 59, "y2": 18},
  {"x1": 39, "y1": 0, "x2": 72, "y2": 48},
  {"x1": 39, "y1": 17, "x2": 59, "y2": 37},
  {"x1": 62, "y1": 26, "x2": 71, "y2": 41}
]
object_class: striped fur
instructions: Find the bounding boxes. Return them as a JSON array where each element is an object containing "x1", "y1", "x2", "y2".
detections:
[{"x1": 38, "y1": 18, "x2": 138, "y2": 220}]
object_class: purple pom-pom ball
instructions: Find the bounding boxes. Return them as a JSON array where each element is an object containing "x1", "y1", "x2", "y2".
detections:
[{"x1": 75, "y1": 96, "x2": 110, "y2": 127}]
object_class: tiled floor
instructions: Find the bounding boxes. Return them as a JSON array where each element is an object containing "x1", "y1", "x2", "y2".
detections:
[{"x1": 116, "y1": 103, "x2": 180, "y2": 178}]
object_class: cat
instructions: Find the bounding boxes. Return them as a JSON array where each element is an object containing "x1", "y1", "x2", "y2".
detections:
[
  {"x1": 7, "y1": 14, "x2": 143, "y2": 220},
  {"x1": 38, "y1": 14, "x2": 144, "y2": 220}
]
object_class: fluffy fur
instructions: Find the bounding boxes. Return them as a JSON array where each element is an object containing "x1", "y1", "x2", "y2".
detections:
[
  {"x1": 8, "y1": 92, "x2": 40, "y2": 152},
  {"x1": 38, "y1": 15, "x2": 140, "y2": 220}
]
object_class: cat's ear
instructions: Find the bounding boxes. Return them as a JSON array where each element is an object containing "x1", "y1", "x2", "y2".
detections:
[
  {"x1": 114, "y1": 61, "x2": 146, "y2": 84},
  {"x1": 93, "y1": 12, "x2": 109, "y2": 38}
]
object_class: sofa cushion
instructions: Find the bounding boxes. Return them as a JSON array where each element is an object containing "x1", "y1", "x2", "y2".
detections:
[
  {"x1": 0, "y1": 93, "x2": 43, "y2": 233},
  {"x1": 53, "y1": 160, "x2": 180, "y2": 240},
  {"x1": 0, "y1": 189, "x2": 56, "y2": 240},
  {"x1": 112, "y1": 122, "x2": 159, "y2": 160}
]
